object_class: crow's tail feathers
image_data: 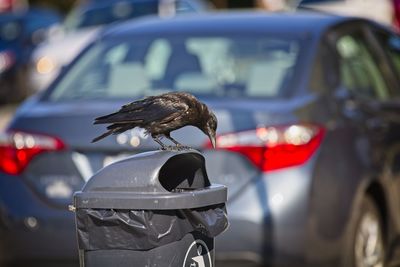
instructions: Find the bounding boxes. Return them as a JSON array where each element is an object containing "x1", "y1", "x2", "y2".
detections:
[{"x1": 93, "y1": 111, "x2": 121, "y2": 125}]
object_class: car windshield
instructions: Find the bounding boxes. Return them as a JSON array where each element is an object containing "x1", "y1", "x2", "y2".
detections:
[
  {"x1": 48, "y1": 34, "x2": 302, "y2": 101},
  {"x1": 63, "y1": 0, "x2": 159, "y2": 31}
]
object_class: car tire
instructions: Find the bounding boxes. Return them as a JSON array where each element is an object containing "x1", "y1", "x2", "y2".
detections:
[{"x1": 344, "y1": 196, "x2": 385, "y2": 267}]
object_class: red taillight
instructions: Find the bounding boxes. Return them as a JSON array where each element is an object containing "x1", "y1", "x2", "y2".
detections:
[
  {"x1": 0, "y1": 131, "x2": 66, "y2": 175},
  {"x1": 394, "y1": 0, "x2": 400, "y2": 32},
  {"x1": 208, "y1": 124, "x2": 325, "y2": 172}
]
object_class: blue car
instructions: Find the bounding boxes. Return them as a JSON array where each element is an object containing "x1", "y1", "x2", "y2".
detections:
[
  {"x1": 2, "y1": 12, "x2": 400, "y2": 266},
  {"x1": 28, "y1": 0, "x2": 211, "y2": 92},
  {"x1": 0, "y1": 9, "x2": 60, "y2": 103}
]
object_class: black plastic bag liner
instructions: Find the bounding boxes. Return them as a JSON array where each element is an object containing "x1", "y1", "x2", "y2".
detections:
[{"x1": 76, "y1": 204, "x2": 228, "y2": 250}]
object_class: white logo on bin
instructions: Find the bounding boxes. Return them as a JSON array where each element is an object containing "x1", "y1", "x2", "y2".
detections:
[{"x1": 183, "y1": 239, "x2": 212, "y2": 267}]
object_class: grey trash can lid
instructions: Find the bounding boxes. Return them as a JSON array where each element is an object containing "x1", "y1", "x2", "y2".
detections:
[{"x1": 73, "y1": 150, "x2": 227, "y2": 210}]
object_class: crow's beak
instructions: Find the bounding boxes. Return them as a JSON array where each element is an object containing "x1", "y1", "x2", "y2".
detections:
[{"x1": 208, "y1": 130, "x2": 216, "y2": 149}]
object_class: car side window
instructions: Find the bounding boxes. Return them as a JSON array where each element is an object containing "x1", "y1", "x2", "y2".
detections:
[
  {"x1": 386, "y1": 36, "x2": 400, "y2": 76},
  {"x1": 336, "y1": 33, "x2": 390, "y2": 100},
  {"x1": 374, "y1": 31, "x2": 400, "y2": 81}
]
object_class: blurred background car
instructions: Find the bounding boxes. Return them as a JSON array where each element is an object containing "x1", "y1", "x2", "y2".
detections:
[
  {"x1": 0, "y1": 7, "x2": 60, "y2": 104},
  {"x1": 296, "y1": 0, "x2": 394, "y2": 27},
  {"x1": 28, "y1": 0, "x2": 212, "y2": 92},
  {"x1": 2, "y1": 11, "x2": 400, "y2": 267}
]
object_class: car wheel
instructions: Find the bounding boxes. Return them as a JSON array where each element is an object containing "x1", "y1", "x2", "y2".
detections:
[{"x1": 346, "y1": 196, "x2": 385, "y2": 267}]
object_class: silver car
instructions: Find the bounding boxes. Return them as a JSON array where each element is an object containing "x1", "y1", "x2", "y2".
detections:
[{"x1": 2, "y1": 12, "x2": 400, "y2": 267}]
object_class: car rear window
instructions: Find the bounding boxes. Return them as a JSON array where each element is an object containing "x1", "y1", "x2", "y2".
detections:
[{"x1": 48, "y1": 34, "x2": 301, "y2": 101}]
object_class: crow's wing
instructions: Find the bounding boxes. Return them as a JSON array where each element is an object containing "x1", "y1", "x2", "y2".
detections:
[
  {"x1": 94, "y1": 97, "x2": 188, "y2": 125},
  {"x1": 117, "y1": 92, "x2": 193, "y2": 114},
  {"x1": 119, "y1": 95, "x2": 157, "y2": 112},
  {"x1": 94, "y1": 97, "x2": 153, "y2": 124}
]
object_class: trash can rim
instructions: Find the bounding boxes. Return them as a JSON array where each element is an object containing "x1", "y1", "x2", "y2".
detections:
[{"x1": 73, "y1": 184, "x2": 227, "y2": 210}]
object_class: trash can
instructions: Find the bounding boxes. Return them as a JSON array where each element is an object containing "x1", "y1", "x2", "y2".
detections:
[{"x1": 71, "y1": 149, "x2": 228, "y2": 267}]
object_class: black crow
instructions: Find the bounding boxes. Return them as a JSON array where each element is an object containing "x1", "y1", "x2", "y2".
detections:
[{"x1": 92, "y1": 92, "x2": 217, "y2": 150}]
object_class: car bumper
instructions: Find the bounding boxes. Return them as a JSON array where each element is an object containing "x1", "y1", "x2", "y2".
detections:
[
  {"x1": 215, "y1": 162, "x2": 314, "y2": 267},
  {"x1": 0, "y1": 173, "x2": 78, "y2": 263}
]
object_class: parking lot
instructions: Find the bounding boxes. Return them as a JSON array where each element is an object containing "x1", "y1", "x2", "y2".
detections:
[{"x1": 3, "y1": 0, "x2": 400, "y2": 267}]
